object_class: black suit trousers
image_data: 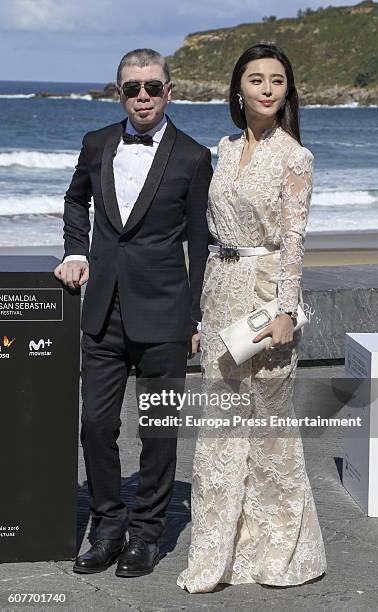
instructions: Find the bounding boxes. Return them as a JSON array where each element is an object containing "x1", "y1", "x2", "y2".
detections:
[{"x1": 80, "y1": 285, "x2": 188, "y2": 542}]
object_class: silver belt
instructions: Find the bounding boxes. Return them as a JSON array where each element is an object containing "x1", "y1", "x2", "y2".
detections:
[{"x1": 209, "y1": 243, "x2": 279, "y2": 261}]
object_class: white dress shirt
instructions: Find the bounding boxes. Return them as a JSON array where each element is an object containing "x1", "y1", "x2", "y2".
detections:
[{"x1": 63, "y1": 114, "x2": 168, "y2": 265}]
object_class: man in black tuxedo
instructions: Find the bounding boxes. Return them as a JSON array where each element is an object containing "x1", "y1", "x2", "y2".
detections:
[{"x1": 54, "y1": 48, "x2": 212, "y2": 577}]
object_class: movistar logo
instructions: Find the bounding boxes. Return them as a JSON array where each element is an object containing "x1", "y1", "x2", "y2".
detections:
[
  {"x1": 29, "y1": 339, "x2": 52, "y2": 351},
  {"x1": 29, "y1": 338, "x2": 53, "y2": 357}
]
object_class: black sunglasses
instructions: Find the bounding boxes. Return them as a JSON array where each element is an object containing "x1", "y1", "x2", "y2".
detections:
[{"x1": 121, "y1": 80, "x2": 169, "y2": 98}]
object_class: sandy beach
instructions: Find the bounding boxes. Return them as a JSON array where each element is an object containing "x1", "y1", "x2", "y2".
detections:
[
  {"x1": 0, "y1": 230, "x2": 377, "y2": 266},
  {"x1": 303, "y1": 230, "x2": 378, "y2": 266}
]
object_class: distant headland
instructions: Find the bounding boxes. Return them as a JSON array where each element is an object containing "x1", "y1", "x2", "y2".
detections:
[{"x1": 35, "y1": 1, "x2": 378, "y2": 105}]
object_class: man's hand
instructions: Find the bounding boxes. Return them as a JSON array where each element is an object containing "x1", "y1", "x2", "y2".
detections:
[
  {"x1": 54, "y1": 260, "x2": 89, "y2": 290},
  {"x1": 188, "y1": 331, "x2": 201, "y2": 359},
  {"x1": 253, "y1": 314, "x2": 294, "y2": 348}
]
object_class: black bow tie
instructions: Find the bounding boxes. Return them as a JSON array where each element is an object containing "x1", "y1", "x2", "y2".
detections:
[{"x1": 122, "y1": 132, "x2": 153, "y2": 146}]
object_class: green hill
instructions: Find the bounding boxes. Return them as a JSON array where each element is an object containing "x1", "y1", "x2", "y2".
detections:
[{"x1": 167, "y1": 0, "x2": 378, "y2": 95}]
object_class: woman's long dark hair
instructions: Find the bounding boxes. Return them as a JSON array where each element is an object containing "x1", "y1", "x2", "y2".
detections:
[{"x1": 229, "y1": 43, "x2": 302, "y2": 145}]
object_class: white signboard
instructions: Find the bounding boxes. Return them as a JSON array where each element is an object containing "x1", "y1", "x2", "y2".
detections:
[{"x1": 343, "y1": 333, "x2": 378, "y2": 517}]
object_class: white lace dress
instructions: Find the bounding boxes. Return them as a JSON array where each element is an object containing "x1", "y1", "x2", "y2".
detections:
[{"x1": 177, "y1": 123, "x2": 327, "y2": 592}]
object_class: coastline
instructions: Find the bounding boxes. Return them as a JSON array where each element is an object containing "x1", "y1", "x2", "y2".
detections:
[
  {"x1": 0, "y1": 230, "x2": 377, "y2": 266},
  {"x1": 3, "y1": 92, "x2": 377, "y2": 107},
  {"x1": 3, "y1": 80, "x2": 376, "y2": 107}
]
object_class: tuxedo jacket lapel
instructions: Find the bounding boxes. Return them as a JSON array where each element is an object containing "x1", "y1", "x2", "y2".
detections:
[
  {"x1": 121, "y1": 117, "x2": 177, "y2": 237},
  {"x1": 100, "y1": 115, "x2": 177, "y2": 237},
  {"x1": 100, "y1": 119, "x2": 126, "y2": 233}
]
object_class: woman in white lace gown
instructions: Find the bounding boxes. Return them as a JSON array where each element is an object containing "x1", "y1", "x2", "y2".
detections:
[{"x1": 177, "y1": 44, "x2": 326, "y2": 593}]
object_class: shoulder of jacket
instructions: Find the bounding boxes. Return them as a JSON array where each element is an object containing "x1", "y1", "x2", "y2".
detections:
[
  {"x1": 175, "y1": 127, "x2": 208, "y2": 152},
  {"x1": 83, "y1": 122, "x2": 123, "y2": 144},
  {"x1": 174, "y1": 129, "x2": 211, "y2": 164}
]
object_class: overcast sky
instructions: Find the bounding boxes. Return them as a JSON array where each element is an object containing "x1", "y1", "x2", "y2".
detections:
[{"x1": 0, "y1": 0, "x2": 361, "y2": 82}]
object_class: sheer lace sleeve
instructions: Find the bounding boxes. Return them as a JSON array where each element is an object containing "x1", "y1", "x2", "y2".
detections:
[{"x1": 277, "y1": 146, "x2": 314, "y2": 316}]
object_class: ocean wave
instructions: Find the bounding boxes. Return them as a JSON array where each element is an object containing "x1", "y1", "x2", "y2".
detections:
[
  {"x1": 0, "y1": 194, "x2": 95, "y2": 216},
  {"x1": 1, "y1": 190, "x2": 375, "y2": 218},
  {"x1": 47, "y1": 93, "x2": 93, "y2": 101},
  {"x1": 1, "y1": 145, "x2": 220, "y2": 168},
  {"x1": 44, "y1": 94, "x2": 116, "y2": 102},
  {"x1": 0, "y1": 93, "x2": 35, "y2": 99},
  {"x1": 172, "y1": 99, "x2": 226, "y2": 104},
  {"x1": 304, "y1": 102, "x2": 361, "y2": 108},
  {"x1": 0, "y1": 195, "x2": 64, "y2": 216},
  {"x1": 308, "y1": 140, "x2": 367, "y2": 148},
  {"x1": 305, "y1": 102, "x2": 378, "y2": 109},
  {"x1": 0, "y1": 92, "x2": 116, "y2": 102},
  {"x1": 312, "y1": 189, "x2": 378, "y2": 207},
  {"x1": 307, "y1": 214, "x2": 377, "y2": 231},
  {"x1": 0, "y1": 150, "x2": 78, "y2": 169}
]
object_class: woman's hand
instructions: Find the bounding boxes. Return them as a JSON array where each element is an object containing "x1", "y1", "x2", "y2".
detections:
[{"x1": 253, "y1": 313, "x2": 295, "y2": 348}]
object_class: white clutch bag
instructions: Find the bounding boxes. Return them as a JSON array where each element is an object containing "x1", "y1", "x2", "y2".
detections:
[{"x1": 219, "y1": 298, "x2": 308, "y2": 366}]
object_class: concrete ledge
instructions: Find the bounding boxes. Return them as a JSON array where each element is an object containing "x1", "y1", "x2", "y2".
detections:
[
  {"x1": 1, "y1": 251, "x2": 376, "y2": 364},
  {"x1": 301, "y1": 264, "x2": 378, "y2": 361}
]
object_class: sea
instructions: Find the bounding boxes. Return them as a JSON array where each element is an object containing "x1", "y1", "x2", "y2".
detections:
[{"x1": 0, "y1": 80, "x2": 377, "y2": 246}]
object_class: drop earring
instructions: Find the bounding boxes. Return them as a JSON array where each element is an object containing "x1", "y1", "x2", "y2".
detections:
[{"x1": 237, "y1": 93, "x2": 244, "y2": 110}]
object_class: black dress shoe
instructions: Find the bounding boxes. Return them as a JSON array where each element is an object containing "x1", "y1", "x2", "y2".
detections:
[
  {"x1": 115, "y1": 535, "x2": 159, "y2": 577},
  {"x1": 73, "y1": 536, "x2": 126, "y2": 574}
]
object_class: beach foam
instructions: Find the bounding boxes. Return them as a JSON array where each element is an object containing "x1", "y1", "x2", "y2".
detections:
[
  {"x1": 0, "y1": 195, "x2": 64, "y2": 216},
  {"x1": 308, "y1": 140, "x2": 366, "y2": 148},
  {"x1": 0, "y1": 150, "x2": 78, "y2": 169},
  {"x1": 47, "y1": 94, "x2": 93, "y2": 101},
  {"x1": 312, "y1": 189, "x2": 378, "y2": 207},
  {"x1": 0, "y1": 194, "x2": 95, "y2": 216},
  {"x1": 0, "y1": 94, "x2": 35, "y2": 99},
  {"x1": 172, "y1": 99, "x2": 226, "y2": 104},
  {"x1": 304, "y1": 102, "x2": 361, "y2": 108}
]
